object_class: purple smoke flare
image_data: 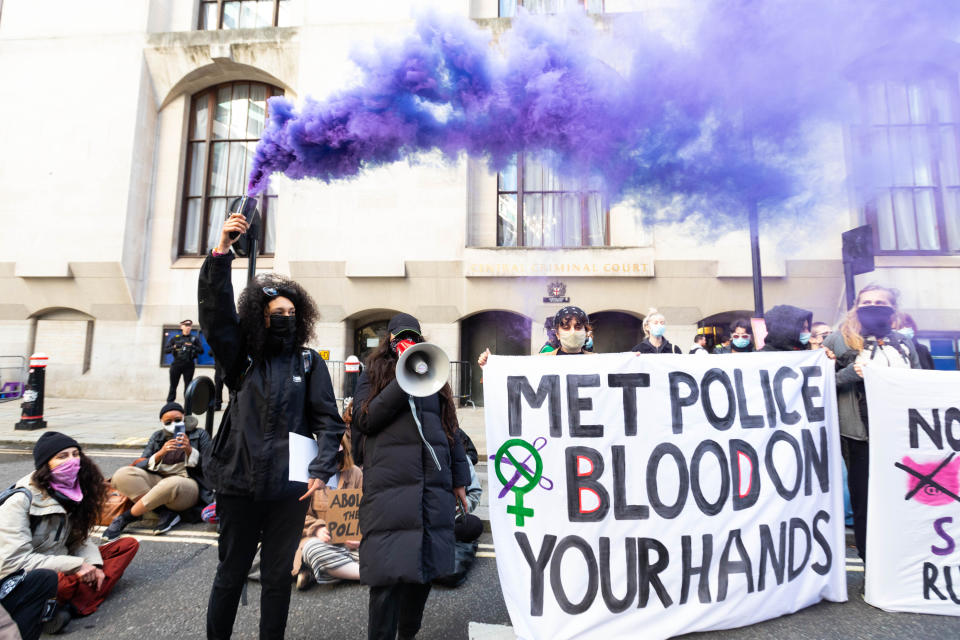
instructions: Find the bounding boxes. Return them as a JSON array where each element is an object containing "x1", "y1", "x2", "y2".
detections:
[{"x1": 248, "y1": 2, "x2": 960, "y2": 228}]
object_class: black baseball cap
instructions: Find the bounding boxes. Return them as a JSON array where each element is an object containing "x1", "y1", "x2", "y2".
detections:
[
  {"x1": 180, "y1": 319, "x2": 193, "y2": 326},
  {"x1": 387, "y1": 313, "x2": 422, "y2": 338}
]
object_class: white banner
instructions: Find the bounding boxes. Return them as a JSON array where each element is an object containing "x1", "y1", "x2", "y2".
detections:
[
  {"x1": 483, "y1": 351, "x2": 847, "y2": 640},
  {"x1": 864, "y1": 366, "x2": 960, "y2": 614}
]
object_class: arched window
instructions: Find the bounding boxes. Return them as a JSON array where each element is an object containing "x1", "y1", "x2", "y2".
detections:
[
  {"x1": 180, "y1": 82, "x2": 282, "y2": 256},
  {"x1": 199, "y1": 0, "x2": 291, "y2": 30}
]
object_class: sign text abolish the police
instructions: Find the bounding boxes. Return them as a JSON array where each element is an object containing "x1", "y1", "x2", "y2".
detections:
[{"x1": 483, "y1": 351, "x2": 847, "y2": 640}]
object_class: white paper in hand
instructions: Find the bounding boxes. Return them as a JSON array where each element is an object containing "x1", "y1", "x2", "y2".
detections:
[{"x1": 288, "y1": 432, "x2": 318, "y2": 483}]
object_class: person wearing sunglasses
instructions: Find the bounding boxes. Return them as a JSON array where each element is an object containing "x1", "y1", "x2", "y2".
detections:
[
  {"x1": 716, "y1": 317, "x2": 755, "y2": 353},
  {"x1": 200, "y1": 212, "x2": 345, "y2": 640}
]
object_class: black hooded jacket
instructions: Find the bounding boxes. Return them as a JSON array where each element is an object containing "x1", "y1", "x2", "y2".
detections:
[
  {"x1": 760, "y1": 305, "x2": 814, "y2": 352},
  {"x1": 631, "y1": 337, "x2": 682, "y2": 354},
  {"x1": 353, "y1": 373, "x2": 471, "y2": 586},
  {"x1": 197, "y1": 252, "x2": 345, "y2": 500}
]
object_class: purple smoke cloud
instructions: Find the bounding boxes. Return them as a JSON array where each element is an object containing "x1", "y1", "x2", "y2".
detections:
[{"x1": 248, "y1": 1, "x2": 959, "y2": 227}]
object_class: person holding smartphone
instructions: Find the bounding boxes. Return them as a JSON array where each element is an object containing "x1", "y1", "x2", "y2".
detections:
[{"x1": 104, "y1": 402, "x2": 213, "y2": 539}]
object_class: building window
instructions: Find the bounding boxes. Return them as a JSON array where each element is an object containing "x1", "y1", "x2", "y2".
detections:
[
  {"x1": 853, "y1": 77, "x2": 960, "y2": 254},
  {"x1": 919, "y1": 334, "x2": 960, "y2": 371},
  {"x1": 499, "y1": 0, "x2": 604, "y2": 17},
  {"x1": 180, "y1": 82, "x2": 281, "y2": 257},
  {"x1": 497, "y1": 154, "x2": 609, "y2": 247},
  {"x1": 199, "y1": 0, "x2": 291, "y2": 30}
]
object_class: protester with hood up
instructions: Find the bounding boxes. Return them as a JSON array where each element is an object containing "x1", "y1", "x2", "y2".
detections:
[
  {"x1": 104, "y1": 402, "x2": 214, "y2": 541},
  {"x1": 632, "y1": 309, "x2": 682, "y2": 354},
  {"x1": 759, "y1": 305, "x2": 814, "y2": 351},
  {"x1": 824, "y1": 284, "x2": 921, "y2": 561},
  {"x1": 0, "y1": 433, "x2": 139, "y2": 634},
  {"x1": 200, "y1": 213, "x2": 345, "y2": 640},
  {"x1": 353, "y1": 313, "x2": 471, "y2": 640}
]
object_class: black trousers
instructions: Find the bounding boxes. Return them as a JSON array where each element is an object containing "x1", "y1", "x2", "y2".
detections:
[
  {"x1": 167, "y1": 361, "x2": 195, "y2": 402},
  {"x1": 206, "y1": 493, "x2": 309, "y2": 640},
  {"x1": 368, "y1": 583, "x2": 432, "y2": 640},
  {"x1": 213, "y1": 362, "x2": 225, "y2": 409},
  {"x1": 844, "y1": 436, "x2": 870, "y2": 561},
  {"x1": 1, "y1": 569, "x2": 57, "y2": 640}
]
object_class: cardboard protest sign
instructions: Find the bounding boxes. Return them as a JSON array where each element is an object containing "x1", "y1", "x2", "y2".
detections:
[
  {"x1": 483, "y1": 351, "x2": 846, "y2": 640},
  {"x1": 864, "y1": 367, "x2": 960, "y2": 614},
  {"x1": 325, "y1": 489, "x2": 363, "y2": 544}
]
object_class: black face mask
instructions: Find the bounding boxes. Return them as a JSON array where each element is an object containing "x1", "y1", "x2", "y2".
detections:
[
  {"x1": 857, "y1": 305, "x2": 895, "y2": 337},
  {"x1": 268, "y1": 315, "x2": 296, "y2": 339}
]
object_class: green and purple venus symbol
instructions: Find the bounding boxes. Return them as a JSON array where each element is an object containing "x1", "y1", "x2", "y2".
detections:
[{"x1": 493, "y1": 437, "x2": 550, "y2": 526}]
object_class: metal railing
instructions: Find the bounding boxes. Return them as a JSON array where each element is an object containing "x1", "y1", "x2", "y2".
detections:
[
  {"x1": 325, "y1": 358, "x2": 475, "y2": 407},
  {"x1": 0, "y1": 356, "x2": 26, "y2": 403},
  {"x1": 448, "y1": 360, "x2": 475, "y2": 407}
]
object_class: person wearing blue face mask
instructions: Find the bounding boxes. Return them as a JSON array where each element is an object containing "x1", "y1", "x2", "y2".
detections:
[
  {"x1": 759, "y1": 305, "x2": 814, "y2": 351},
  {"x1": 632, "y1": 309, "x2": 682, "y2": 354},
  {"x1": 716, "y1": 317, "x2": 755, "y2": 353},
  {"x1": 897, "y1": 313, "x2": 935, "y2": 370}
]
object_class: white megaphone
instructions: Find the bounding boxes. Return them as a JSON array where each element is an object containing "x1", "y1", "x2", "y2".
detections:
[{"x1": 396, "y1": 342, "x2": 450, "y2": 397}]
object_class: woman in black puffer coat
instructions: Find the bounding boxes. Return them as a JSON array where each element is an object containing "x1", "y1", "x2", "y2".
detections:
[{"x1": 352, "y1": 313, "x2": 470, "y2": 640}]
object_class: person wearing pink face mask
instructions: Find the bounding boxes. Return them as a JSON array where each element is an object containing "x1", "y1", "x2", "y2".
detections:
[{"x1": 0, "y1": 432, "x2": 139, "y2": 633}]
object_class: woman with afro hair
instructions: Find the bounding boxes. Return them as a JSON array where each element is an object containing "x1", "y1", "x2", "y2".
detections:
[{"x1": 200, "y1": 212, "x2": 345, "y2": 640}]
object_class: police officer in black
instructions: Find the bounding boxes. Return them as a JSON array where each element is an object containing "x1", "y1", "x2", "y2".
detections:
[{"x1": 164, "y1": 319, "x2": 202, "y2": 402}]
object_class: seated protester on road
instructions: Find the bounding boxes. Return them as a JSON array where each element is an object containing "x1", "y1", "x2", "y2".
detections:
[
  {"x1": 105, "y1": 401, "x2": 214, "y2": 540},
  {"x1": 0, "y1": 548, "x2": 58, "y2": 640},
  {"x1": 0, "y1": 433, "x2": 139, "y2": 632},
  {"x1": 759, "y1": 305, "x2": 813, "y2": 352},
  {"x1": 200, "y1": 213, "x2": 345, "y2": 640},
  {"x1": 294, "y1": 432, "x2": 363, "y2": 591},
  {"x1": 823, "y1": 284, "x2": 921, "y2": 561},
  {"x1": 809, "y1": 321, "x2": 833, "y2": 350},
  {"x1": 689, "y1": 333, "x2": 709, "y2": 354},
  {"x1": 354, "y1": 313, "x2": 471, "y2": 640},
  {"x1": 632, "y1": 309, "x2": 681, "y2": 354},
  {"x1": 717, "y1": 317, "x2": 755, "y2": 353},
  {"x1": 897, "y1": 313, "x2": 935, "y2": 370}
]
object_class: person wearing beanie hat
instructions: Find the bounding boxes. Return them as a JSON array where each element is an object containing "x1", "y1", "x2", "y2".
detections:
[
  {"x1": 0, "y1": 433, "x2": 139, "y2": 632},
  {"x1": 104, "y1": 402, "x2": 213, "y2": 541},
  {"x1": 32, "y1": 432, "x2": 80, "y2": 470},
  {"x1": 352, "y1": 312, "x2": 471, "y2": 639}
]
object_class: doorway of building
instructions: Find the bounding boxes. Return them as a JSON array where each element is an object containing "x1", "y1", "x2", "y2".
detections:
[
  {"x1": 460, "y1": 311, "x2": 532, "y2": 406},
  {"x1": 589, "y1": 311, "x2": 645, "y2": 354},
  {"x1": 354, "y1": 318, "x2": 390, "y2": 364}
]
